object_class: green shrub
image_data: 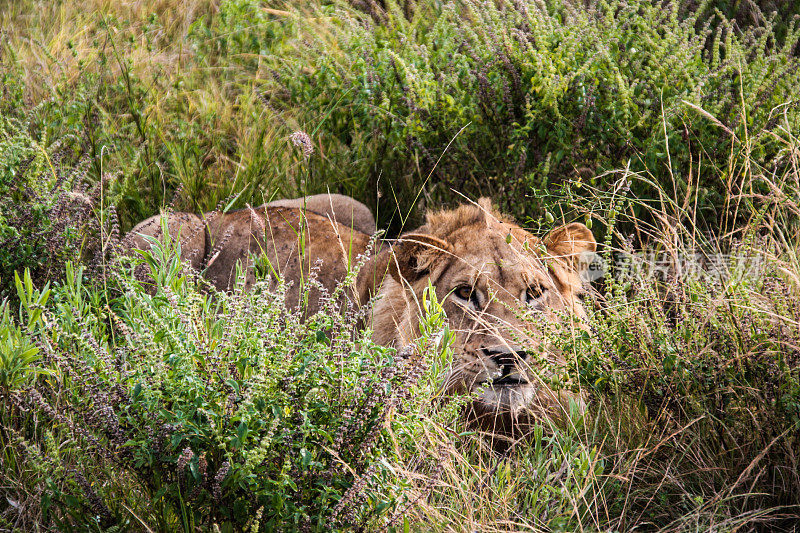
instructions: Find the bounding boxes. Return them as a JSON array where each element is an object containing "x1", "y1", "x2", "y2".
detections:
[
  {"x1": 0, "y1": 272, "x2": 49, "y2": 393},
  {"x1": 0, "y1": 231, "x2": 456, "y2": 530},
  {"x1": 5, "y1": 0, "x2": 799, "y2": 236},
  {"x1": 688, "y1": 0, "x2": 800, "y2": 44},
  {"x1": 0, "y1": 240, "x2": 611, "y2": 532},
  {"x1": 0, "y1": 117, "x2": 95, "y2": 299},
  {"x1": 248, "y1": 0, "x2": 800, "y2": 232}
]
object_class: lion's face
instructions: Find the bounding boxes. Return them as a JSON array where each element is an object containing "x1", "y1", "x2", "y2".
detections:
[{"x1": 372, "y1": 199, "x2": 596, "y2": 436}]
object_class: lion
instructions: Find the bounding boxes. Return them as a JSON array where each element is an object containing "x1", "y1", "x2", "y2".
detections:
[{"x1": 125, "y1": 196, "x2": 595, "y2": 438}]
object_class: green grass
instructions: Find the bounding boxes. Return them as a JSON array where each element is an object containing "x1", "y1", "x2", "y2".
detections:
[
  {"x1": 1, "y1": 0, "x2": 800, "y2": 531},
  {"x1": 3, "y1": 0, "x2": 799, "y2": 234}
]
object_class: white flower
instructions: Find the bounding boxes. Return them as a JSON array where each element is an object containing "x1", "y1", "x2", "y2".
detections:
[{"x1": 289, "y1": 130, "x2": 314, "y2": 158}]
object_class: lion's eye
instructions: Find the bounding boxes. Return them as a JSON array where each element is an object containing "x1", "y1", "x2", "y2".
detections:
[
  {"x1": 453, "y1": 284, "x2": 482, "y2": 308},
  {"x1": 525, "y1": 285, "x2": 546, "y2": 305},
  {"x1": 454, "y1": 285, "x2": 473, "y2": 301}
]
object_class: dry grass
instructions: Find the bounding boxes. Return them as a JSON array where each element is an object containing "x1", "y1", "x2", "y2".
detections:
[{"x1": 1, "y1": 0, "x2": 218, "y2": 100}]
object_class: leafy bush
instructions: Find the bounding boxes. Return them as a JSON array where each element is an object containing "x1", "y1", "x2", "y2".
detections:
[
  {"x1": 249, "y1": 0, "x2": 800, "y2": 232},
  {"x1": 0, "y1": 273, "x2": 49, "y2": 393},
  {"x1": 0, "y1": 234, "x2": 451, "y2": 530},
  {"x1": 4, "y1": 0, "x2": 799, "y2": 236},
  {"x1": 687, "y1": 0, "x2": 800, "y2": 44},
  {"x1": 0, "y1": 117, "x2": 96, "y2": 299},
  {"x1": 2, "y1": 233, "x2": 612, "y2": 531}
]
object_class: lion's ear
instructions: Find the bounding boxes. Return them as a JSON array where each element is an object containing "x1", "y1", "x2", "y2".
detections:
[
  {"x1": 390, "y1": 233, "x2": 452, "y2": 283},
  {"x1": 544, "y1": 222, "x2": 597, "y2": 274}
]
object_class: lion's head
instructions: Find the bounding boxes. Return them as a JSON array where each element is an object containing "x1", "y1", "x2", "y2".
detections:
[{"x1": 370, "y1": 199, "x2": 596, "y2": 437}]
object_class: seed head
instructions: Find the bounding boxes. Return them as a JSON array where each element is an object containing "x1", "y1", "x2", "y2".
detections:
[{"x1": 289, "y1": 130, "x2": 314, "y2": 158}]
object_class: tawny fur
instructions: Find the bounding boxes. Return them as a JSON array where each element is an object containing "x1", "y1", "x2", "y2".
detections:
[
  {"x1": 124, "y1": 195, "x2": 375, "y2": 311},
  {"x1": 265, "y1": 193, "x2": 376, "y2": 235},
  {"x1": 367, "y1": 199, "x2": 596, "y2": 439}
]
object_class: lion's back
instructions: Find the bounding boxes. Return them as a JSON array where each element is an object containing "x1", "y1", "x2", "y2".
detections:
[{"x1": 203, "y1": 206, "x2": 373, "y2": 311}]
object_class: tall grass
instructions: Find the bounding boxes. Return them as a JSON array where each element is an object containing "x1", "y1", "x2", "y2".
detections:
[
  {"x1": 3, "y1": 0, "x2": 799, "y2": 234},
  {"x1": 1, "y1": 0, "x2": 800, "y2": 531},
  {"x1": 373, "y1": 113, "x2": 800, "y2": 530},
  {"x1": 2, "y1": 116, "x2": 799, "y2": 530}
]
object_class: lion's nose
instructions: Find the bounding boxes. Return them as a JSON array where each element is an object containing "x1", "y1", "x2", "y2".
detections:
[{"x1": 482, "y1": 346, "x2": 529, "y2": 369}]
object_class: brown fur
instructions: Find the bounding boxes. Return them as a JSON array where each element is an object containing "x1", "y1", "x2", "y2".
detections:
[
  {"x1": 265, "y1": 193, "x2": 375, "y2": 235},
  {"x1": 123, "y1": 195, "x2": 375, "y2": 311},
  {"x1": 125, "y1": 196, "x2": 596, "y2": 438}
]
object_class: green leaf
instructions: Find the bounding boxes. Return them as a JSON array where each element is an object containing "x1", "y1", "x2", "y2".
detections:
[{"x1": 300, "y1": 448, "x2": 312, "y2": 469}]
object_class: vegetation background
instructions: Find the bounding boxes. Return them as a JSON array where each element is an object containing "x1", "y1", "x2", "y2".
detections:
[{"x1": 1, "y1": 0, "x2": 800, "y2": 531}]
